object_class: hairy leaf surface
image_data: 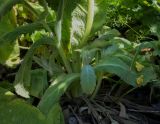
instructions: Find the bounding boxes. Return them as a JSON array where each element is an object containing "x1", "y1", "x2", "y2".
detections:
[
  {"x1": 14, "y1": 37, "x2": 54, "y2": 98},
  {"x1": 95, "y1": 57, "x2": 137, "y2": 86},
  {"x1": 0, "y1": 88, "x2": 45, "y2": 124},
  {"x1": 38, "y1": 73, "x2": 79, "y2": 115},
  {"x1": 80, "y1": 65, "x2": 96, "y2": 94},
  {"x1": 30, "y1": 69, "x2": 48, "y2": 98},
  {"x1": 46, "y1": 103, "x2": 65, "y2": 124}
]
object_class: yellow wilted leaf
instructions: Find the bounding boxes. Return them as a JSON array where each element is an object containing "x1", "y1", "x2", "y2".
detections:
[
  {"x1": 136, "y1": 75, "x2": 144, "y2": 86},
  {"x1": 135, "y1": 62, "x2": 144, "y2": 72}
]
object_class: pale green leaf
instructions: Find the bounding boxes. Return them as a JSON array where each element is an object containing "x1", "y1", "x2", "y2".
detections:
[
  {"x1": 70, "y1": 0, "x2": 108, "y2": 46},
  {"x1": 60, "y1": 0, "x2": 82, "y2": 45},
  {"x1": 15, "y1": 83, "x2": 30, "y2": 98},
  {"x1": 80, "y1": 65, "x2": 96, "y2": 94},
  {"x1": 31, "y1": 30, "x2": 49, "y2": 42},
  {"x1": 70, "y1": 3, "x2": 86, "y2": 47}
]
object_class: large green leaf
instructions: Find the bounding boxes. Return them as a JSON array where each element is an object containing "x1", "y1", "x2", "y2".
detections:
[
  {"x1": 46, "y1": 103, "x2": 65, "y2": 124},
  {"x1": 80, "y1": 65, "x2": 97, "y2": 94},
  {"x1": 95, "y1": 57, "x2": 137, "y2": 86},
  {"x1": 38, "y1": 73, "x2": 79, "y2": 115},
  {"x1": 14, "y1": 37, "x2": 54, "y2": 98},
  {"x1": 30, "y1": 69, "x2": 48, "y2": 98},
  {"x1": 0, "y1": 100, "x2": 46, "y2": 124},
  {"x1": 0, "y1": 88, "x2": 45, "y2": 124}
]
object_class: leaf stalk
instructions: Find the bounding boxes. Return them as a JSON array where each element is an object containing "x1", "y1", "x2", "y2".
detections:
[{"x1": 81, "y1": 0, "x2": 94, "y2": 46}]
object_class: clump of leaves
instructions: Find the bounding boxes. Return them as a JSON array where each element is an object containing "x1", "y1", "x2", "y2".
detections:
[{"x1": 0, "y1": 0, "x2": 159, "y2": 123}]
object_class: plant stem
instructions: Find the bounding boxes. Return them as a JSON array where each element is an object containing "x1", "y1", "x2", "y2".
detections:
[
  {"x1": 81, "y1": 0, "x2": 94, "y2": 46},
  {"x1": 55, "y1": 0, "x2": 72, "y2": 73},
  {"x1": 10, "y1": 7, "x2": 17, "y2": 27},
  {"x1": 57, "y1": 43, "x2": 72, "y2": 73},
  {"x1": 130, "y1": 45, "x2": 140, "y2": 70},
  {"x1": 72, "y1": 52, "x2": 81, "y2": 72}
]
